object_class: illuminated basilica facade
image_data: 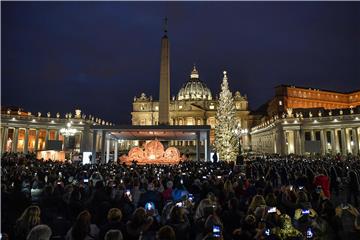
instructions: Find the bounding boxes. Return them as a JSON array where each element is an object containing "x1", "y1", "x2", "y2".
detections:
[{"x1": 131, "y1": 66, "x2": 260, "y2": 150}]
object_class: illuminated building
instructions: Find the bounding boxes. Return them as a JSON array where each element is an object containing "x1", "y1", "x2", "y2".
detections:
[
  {"x1": 251, "y1": 86, "x2": 360, "y2": 155},
  {"x1": 267, "y1": 85, "x2": 360, "y2": 117},
  {"x1": 131, "y1": 65, "x2": 260, "y2": 151},
  {"x1": 0, "y1": 107, "x2": 113, "y2": 159},
  {"x1": 130, "y1": 18, "x2": 261, "y2": 153}
]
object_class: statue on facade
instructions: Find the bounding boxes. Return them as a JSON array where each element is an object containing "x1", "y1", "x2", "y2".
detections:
[{"x1": 286, "y1": 108, "x2": 293, "y2": 118}]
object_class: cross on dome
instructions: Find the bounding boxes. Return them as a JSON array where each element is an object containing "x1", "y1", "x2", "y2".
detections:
[{"x1": 190, "y1": 64, "x2": 199, "y2": 79}]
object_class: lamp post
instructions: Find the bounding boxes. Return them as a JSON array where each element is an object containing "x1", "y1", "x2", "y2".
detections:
[
  {"x1": 60, "y1": 122, "x2": 77, "y2": 137},
  {"x1": 233, "y1": 124, "x2": 248, "y2": 156},
  {"x1": 59, "y1": 122, "x2": 77, "y2": 160}
]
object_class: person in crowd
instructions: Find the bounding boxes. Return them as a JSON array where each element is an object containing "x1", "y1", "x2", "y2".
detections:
[
  {"x1": 138, "y1": 183, "x2": 162, "y2": 211},
  {"x1": 232, "y1": 214, "x2": 257, "y2": 240},
  {"x1": 125, "y1": 207, "x2": 153, "y2": 240},
  {"x1": 172, "y1": 180, "x2": 189, "y2": 203},
  {"x1": 275, "y1": 214, "x2": 303, "y2": 240},
  {"x1": 295, "y1": 191, "x2": 312, "y2": 210},
  {"x1": 198, "y1": 214, "x2": 223, "y2": 240},
  {"x1": 329, "y1": 166, "x2": 340, "y2": 197},
  {"x1": 156, "y1": 225, "x2": 176, "y2": 240},
  {"x1": 99, "y1": 208, "x2": 124, "y2": 240},
  {"x1": 335, "y1": 204, "x2": 360, "y2": 240},
  {"x1": 162, "y1": 181, "x2": 174, "y2": 202},
  {"x1": 68, "y1": 185, "x2": 84, "y2": 220},
  {"x1": 167, "y1": 205, "x2": 190, "y2": 240},
  {"x1": 65, "y1": 210, "x2": 99, "y2": 240},
  {"x1": 194, "y1": 198, "x2": 216, "y2": 226},
  {"x1": 131, "y1": 179, "x2": 143, "y2": 207},
  {"x1": 314, "y1": 169, "x2": 331, "y2": 199},
  {"x1": 347, "y1": 170, "x2": 359, "y2": 207},
  {"x1": 223, "y1": 180, "x2": 235, "y2": 201},
  {"x1": 104, "y1": 229, "x2": 123, "y2": 240},
  {"x1": 221, "y1": 198, "x2": 243, "y2": 239},
  {"x1": 213, "y1": 151, "x2": 218, "y2": 163},
  {"x1": 14, "y1": 205, "x2": 41, "y2": 240},
  {"x1": 2, "y1": 154, "x2": 360, "y2": 240},
  {"x1": 318, "y1": 200, "x2": 343, "y2": 240},
  {"x1": 247, "y1": 194, "x2": 266, "y2": 214},
  {"x1": 265, "y1": 192, "x2": 277, "y2": 208},
  {"x1": 26, "y1": 224, "x2": 52, "y2": 240}
]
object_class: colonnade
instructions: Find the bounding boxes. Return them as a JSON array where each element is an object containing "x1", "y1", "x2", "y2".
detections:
[
  {"x1": 285, "y1": 127, "x2": 359, "y2": 155},
  {"x1": 1, "y1": 126, "x2": 83, "y2": 154}
]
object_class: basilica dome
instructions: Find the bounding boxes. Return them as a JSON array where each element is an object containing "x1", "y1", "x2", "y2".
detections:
[{"x1": 177, "y1": 66, "x2": 212, "y2": 101}]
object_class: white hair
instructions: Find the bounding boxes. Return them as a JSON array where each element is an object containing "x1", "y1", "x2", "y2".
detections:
[
  {"x1": 26, "y1": 224, "x2": 52, "y2": 240},
  {"x1": 105, "y1": 230, "x2": 123, "y2": 240}
]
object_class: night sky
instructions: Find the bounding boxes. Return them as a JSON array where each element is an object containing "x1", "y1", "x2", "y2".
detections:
[{"x1": 2, "y1": 2, "x2": 360, "y2": 124}]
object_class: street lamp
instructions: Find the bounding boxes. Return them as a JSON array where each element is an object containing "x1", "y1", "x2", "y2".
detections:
[
  {"x1": 59, "y1": 122, "x2": 77, "y2": 136},
  {"x1": 60, "y1": 122, "x2": 77, "y2": 161},
  {"x1": 233, "y1": 123, "x2": 248, "y2": 155}
]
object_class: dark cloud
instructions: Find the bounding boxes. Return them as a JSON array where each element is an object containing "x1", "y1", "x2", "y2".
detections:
[{"x1": 2, "y1": 2, "x2": 359, "y2": 123}]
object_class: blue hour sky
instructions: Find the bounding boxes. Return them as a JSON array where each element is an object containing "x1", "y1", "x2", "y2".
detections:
[{"x1": 2, "y1": 2, "x2": 359, "y2": 123}]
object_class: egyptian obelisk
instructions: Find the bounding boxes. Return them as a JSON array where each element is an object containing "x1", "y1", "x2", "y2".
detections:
[{"x1": 158, "y1": 17, "x2": 170, "y2": 125}]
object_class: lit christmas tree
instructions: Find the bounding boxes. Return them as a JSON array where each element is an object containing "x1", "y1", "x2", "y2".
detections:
[{"x1": 214, "y1": 71, "x2": 239, "y2": 161}]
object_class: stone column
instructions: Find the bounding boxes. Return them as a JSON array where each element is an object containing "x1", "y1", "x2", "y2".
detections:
[
  {"x1": 288, "y1": 131, "x2": 295, "y2": 154},
  {"x1": 101, "y1": 131, "x2": 106, "y2": 163},
  {"x1": 340, "y1": 129, "x2": 347, "y2": 155},
  {"x1": 320, "y1": 130, "x2": 326, "y2": 155},
  {"x1": 55, "y1": 130, "x2": 59, "y2": 140},
  {"x1": 106, "y1": 139, "x2": 110, "y2": 163},
  {"x1": 204, "y1": 130, "x2": 210, "y2": 161},
  {"x1": 96, "y1": 134, "x2": 100, "y2": 151},
  {"x1": 77, "y1": 132, "x2": 83, "y2": 152},
  {"x1": 310, "y1": 130, "x2": 315, "y2": 141},
  {"x1": 34, "y1": 129, "x2": 39, "y2": 152},
  {"x1": 346, "y1": 129, "x2": 352, "y2": 154},
  {"x1": 276, "y1": 126, "x2": 286, "y2": 155},
  {"x1": 273, "y1": 132, "x2": 277, "y2": 154},
  {"x1": 114, "y1": 141, "x2": 118, "y2": 163},
  {"x1": 330, "y1": 129, "x2": 336, "y2": 155},
  {"x1": 283, "y1": 130, "x2": 287, "y2": 155},
  {"x1": 2, "y1": 127, "x2": 8, "y2": 153},
  {"x1": 300, "y1": 129, "x2": 305, "y2": 155},
  {"x1": 196, "y1": 131, "x2": 200, "y2": 161},
  {"x1": 24, "y1": 128, "x2": 29, "y2": 154},
  {"x1": 12, "y1": 128, "x2": 19, "y2": 152},
  {"x1": 294, "y1": 130, "x2": 301, "y2": 155},
  {"x1": 92, "y1": 130, "x2": 97, "y2": 164},
  {"x1": 80, "y1": 126, "x2": 90, "y2": 152},
  {"x1": 45, "y1": 129, "x2": 49, "y2": 150},
  {"x1": 352, "y1": 128, "x2": 359, "y2": 155}
]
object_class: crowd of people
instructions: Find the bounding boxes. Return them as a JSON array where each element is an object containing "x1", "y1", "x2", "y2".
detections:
[{"x1": 1, "y1": 152, "x2": 360, "y2": 240}]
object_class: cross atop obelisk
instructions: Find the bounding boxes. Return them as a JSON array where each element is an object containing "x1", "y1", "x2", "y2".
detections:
[
  {"x1": 164, "y1": 16, "x2": 168, "y2": 34},
  {"x1": 158, "y1": 17, "x2": 170, "y2": 125}
]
